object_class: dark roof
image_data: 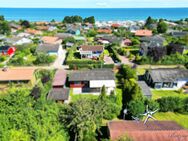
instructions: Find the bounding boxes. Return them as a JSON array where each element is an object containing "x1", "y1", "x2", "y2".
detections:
[
  {"x1": 81, "y1": 45, "x2": 104, "y2": 52},
  {"x1": 52, "y1": 70, "x2": 67, "y2": 87},
  {"x1": 36, "y1": 44, "x2": 59, "y2": 53},
  {"x1": 0, "y1": 46, "x2": 10, "y2": 51},
  {"x1": 108, "y1": 120, "x2": 188, "y2": 141},
  {"x1": 171, "y1": 31, "x2": 188, "y2": 37},
  {"x1": 148, "y1": 68, "x2": 188, "y2": 82},
  {"x1": 138, "y1": 81, "x2": 152, "y2": 98},
  {"x1": 69, "y1": 69, "x2": 115, "y2": 81},
  {"x1": 47, "y1": 88, "x2": 70, "y2": 101},
  {"x1": 55, "y1": 33, "x2": 73, "y2": 39},
  {"x1": 98, "y1": 35, "x2": 124, "y2": 43},
  {"x1": 168, "y1": 43, "x2": 186, "y2": 55},
  {"x1": 140, "y1": 35, "x2": 165, "y2": 44}
]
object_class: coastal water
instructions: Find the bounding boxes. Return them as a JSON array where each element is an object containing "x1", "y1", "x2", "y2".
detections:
[{"x1": 0, "y1": 8, "x2": 188, "y2": 21}]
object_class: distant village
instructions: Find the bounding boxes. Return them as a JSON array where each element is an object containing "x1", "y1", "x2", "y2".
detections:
[{"x1": 0, "y1": 15, "x2": 188, "y2": 141}]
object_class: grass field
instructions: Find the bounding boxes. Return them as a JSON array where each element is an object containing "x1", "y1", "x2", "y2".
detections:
[
  {"x1": 152, "y1": 90, "x2": 188, "y2": 100},
  {"x1": 154, "y1": 112, "x2": 188, "y2": 129}
]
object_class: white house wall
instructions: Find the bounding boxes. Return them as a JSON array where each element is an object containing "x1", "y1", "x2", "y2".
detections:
[
  {"x1": 90, "y1": 80, "x2": 116, "y2": 88},
  {"x1": 177, "y1": 79, "x2": 188, "y2": 88}
]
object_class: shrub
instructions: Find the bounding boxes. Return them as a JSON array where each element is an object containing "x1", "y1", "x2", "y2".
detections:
[
  {"x1": 157, "y1": 97, "x2": 184, "y2": 113},
  {"x1": 0, "y1": 56, "x2": 6, "y2": 62},
  {"x1": 128, "y1": 100, "x2": 145, "y2": 118}
]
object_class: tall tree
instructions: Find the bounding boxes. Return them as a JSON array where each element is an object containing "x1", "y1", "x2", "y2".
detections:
[
  {"x1": 84, "y1": 16, "x2": 95, "y2": 24},
  {"x1": 0, "y1": 21, "x2": 11, "y2": 35},
  {"x1": 157, "y1": 20, "x2": 168, "y2": 33},
  {"x1": 60, "y1": 98, "x2": 103, "y2": 141},
  {"x1": 99, "y1": 85, "x2": 107, "y2": 100}
]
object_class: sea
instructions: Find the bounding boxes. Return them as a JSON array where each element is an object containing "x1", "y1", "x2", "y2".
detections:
[{"x1": 0, "y1": 8, "x2": 188, "y2": 21}]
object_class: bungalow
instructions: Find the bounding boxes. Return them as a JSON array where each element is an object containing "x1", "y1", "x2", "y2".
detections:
[
  {"x1": 36, "y1": 43, "x2": 63, "y2": 56},
  {"x1": 36, "y1": 26, "x2": 49, "y2": 31},
  {"x1": 9, "y1": 23, "x2": 22, "y2": 33},
  {"x1": 66, "y1": 25, "x2": 81, "y2": 35},
  {"x1": 144, "y1": 68, "x2": 188, "y2": 90},
  {"x1": 79, "y1": 45, "x2": 104, "y2": 59},
  {"x1": 108, "y1": 120, "x2": 188, "y2": 141},
  {"x1": 47, "y1": 88, "x2": 70, "y2": 103},
  {"x1": 69, "y1": 69, "x2": 116, "y2": 95},
  {"x1": 41, "y1": 36, "x2": 62, "y2": 45},
  {"x1": 111, "y1": 23, "x2": 120, "y2": 28},
  {"x1": 96, "y1": 35, "x2": 124, "y2": 45},
  {"x1": 129, "y1": 25, "x2": 141, "y2": 33},
  {"x1": 135, "y1": 30, "x2": 153, "y2": 37},
  {"x1": 97, "y1": 28, "x2": 112, "y2": 34},
  {"x1": 55, "y1": 33, "x2": 73, "y2": 40},
  {"x1": 6, "y1": 37, "x2": 33, "y2": 45},
  {"x1": 47, "y1": 70, "x2": 70, "y2": 103},
  {"x1": 25, "y1": 28, "x2": 43, "y2": 35},
  {"x1": 17, "y1": 32, "x2": 32, "y2": 38},
  {"x1": 52, "y1": 69, "x2": 67, "y2": 88},
  {"x1": 139, "y1": 36, "x2": 166, "y2": 61},
  {"x1": 170, "y1": 31, "x2": 188, "y2": 38},
  {"x1": 0, "y1": 46, "x2": 16, "y2": 56},
  {"x1": 0, "y1": 68, "x2": 35, "y2": 84}
]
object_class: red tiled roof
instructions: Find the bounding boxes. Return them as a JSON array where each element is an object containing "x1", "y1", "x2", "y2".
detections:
[
  {"x1": 111, "y1": 23, "x2": 120, "y2": 28},
  {"x1": 135, "y1": 30, "x2": 153, "y2": 37},
  {"x1": 41, "y1": 36, "x2": 61, "y2": 44},
  {"x1": 0, "y1": 68, "x2": 35, "y2": 81},
  {"x1": 81, "y1": 45, "x2": 104, "y2": 52},
  {"x1": 52, "y1": 70, "x2": 67, "y2": 87},
  {"x1": 97, "y1": 29, "x2": 112, "y2": 34},
  {"x1": 108, "y1": 120, "x2": 188, "y2": 141}
]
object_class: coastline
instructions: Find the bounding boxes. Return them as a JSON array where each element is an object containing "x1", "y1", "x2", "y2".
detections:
[{"x1": 0, "y1": 8, "x2": 188, "y2": 22}]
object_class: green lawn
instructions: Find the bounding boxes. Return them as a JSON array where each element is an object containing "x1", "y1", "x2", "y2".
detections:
[
  {"x1": 70, "y1": 89, "x2": 98, "y2": 102},
  {"x1": 152, "y1": 90, "x2": 188, "y2": 100},
  {"x1": 154, "y1": 112, "x2": 188, "y2": 129}
]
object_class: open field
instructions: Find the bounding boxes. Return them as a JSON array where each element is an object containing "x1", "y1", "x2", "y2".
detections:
[{"x1": 152, "y1": 90, "x2": 188, "y2": 100}]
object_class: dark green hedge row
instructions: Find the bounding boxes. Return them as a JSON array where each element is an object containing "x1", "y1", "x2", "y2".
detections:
[
  {"x1": 69, "y1": 64, "x2": 114, "y2": 69},
  {"x1": 157, "y1": 97, "x2": 188, "y2": 113}
]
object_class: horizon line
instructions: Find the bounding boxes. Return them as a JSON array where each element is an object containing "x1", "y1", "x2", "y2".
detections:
[{"x1": 1, "y1": 7, "x2": 188, "y2": 9}]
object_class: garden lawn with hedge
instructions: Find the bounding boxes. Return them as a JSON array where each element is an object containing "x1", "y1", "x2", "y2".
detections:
[{"x1": 152, "y1": 90, "x2": 188, "y2": 100}]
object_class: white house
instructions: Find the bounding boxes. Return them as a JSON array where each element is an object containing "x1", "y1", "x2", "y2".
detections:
[
  {"x1": 69, "y1": 69, "x2": 116, "y2": 95},
  {"x1": 36, "y1": 43, "x2": 63, "y2": 56},
  {"x1": 144, "y1": 68, "x2": 188, "y2": 90},
  {"x1": 79, "y1": 45, "x2": 104, "y2": 59},
  {"x1": 6, "y1": 37, "x2": 33, "y2": 45}
]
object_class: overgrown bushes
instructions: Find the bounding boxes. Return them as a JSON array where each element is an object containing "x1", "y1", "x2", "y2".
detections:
[
  {"x1": 157, "y1": 97, "x2": 188, "y2": 113},
  {"x1": 139, "y1": 53, "x2": 188, "y2": 65}
]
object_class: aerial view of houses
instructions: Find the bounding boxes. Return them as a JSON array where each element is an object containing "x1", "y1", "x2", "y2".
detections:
[{"x1": 0, "y1": 1, "x2": 188, "y2": 141}]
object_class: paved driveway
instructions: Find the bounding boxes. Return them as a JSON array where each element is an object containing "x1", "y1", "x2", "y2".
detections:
[
  {"x1": 52, "y1": 49, "x2": 67, "y2": 69},
  {"x1": 119, "y1": 55, "x2": 134, "y2": 66},
  {"x1": 104, "y1": 55, "x2": 114, "y2": 64}
]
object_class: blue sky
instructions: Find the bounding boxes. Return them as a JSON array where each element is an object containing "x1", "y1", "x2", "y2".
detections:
[{"x1": 0, "y1": 0, "x2": 188, "y2": 8}]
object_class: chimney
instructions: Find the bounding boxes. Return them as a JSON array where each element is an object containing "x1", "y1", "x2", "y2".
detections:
[{"x1": 2, "y1": 66, "x2": 8, "y2": 72}]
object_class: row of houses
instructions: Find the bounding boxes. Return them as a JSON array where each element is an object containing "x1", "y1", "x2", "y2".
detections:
[{"x1": 0, "y1": 67, "x2": 188, "y2": 102}]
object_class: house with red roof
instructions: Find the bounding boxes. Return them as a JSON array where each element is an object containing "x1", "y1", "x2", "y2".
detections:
[
  {"x1": 0, "y1": 46, "x2": 16, "y2": 56},
  {"x1": 135, "y1": 30, "x2": 153, "y2": 37},
  {"x1": 108, "y1": 120, "x2": 188, "y2": 141},
  {"x1": 47, "y1": 69, "x2": 70, "y2": 103}
]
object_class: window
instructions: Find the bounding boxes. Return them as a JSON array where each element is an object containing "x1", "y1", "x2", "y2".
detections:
[{"x1": 162, "y1": 82, "x2": 172, "y2": 88}]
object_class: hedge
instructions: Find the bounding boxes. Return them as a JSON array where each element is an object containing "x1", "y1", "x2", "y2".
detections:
[{"x1": 157, "y1": 97, "x2": 187, "y2": 113}]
